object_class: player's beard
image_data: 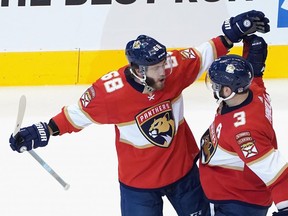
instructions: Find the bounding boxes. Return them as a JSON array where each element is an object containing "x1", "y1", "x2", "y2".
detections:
[{"x1": 146, "y1": 76, "x2": 165, "y2": 90}]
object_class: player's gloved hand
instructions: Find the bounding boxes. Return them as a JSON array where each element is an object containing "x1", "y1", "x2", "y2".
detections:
[
  {"x1": 273, "y1": 209, "x2": 288, "y2": 216},
  {"x1": 9, "y1": 122, "x2": 50, "y2": 153},
  {"x1": 242, "y1": 34, "x2": 267, "y2": 77},
  {"x1": 222, "y1": 10, "x2": 270, "y2": 43}
]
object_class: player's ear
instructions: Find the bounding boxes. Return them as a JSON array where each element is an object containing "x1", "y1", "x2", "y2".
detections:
[
  {"x1": 130, "y1": 63, "x2": 142, "y2": 77},
  {"x1": 223, "y1": 86, "x2": 233, "y2": 97},
  {"x1": 135, "y1": 68, "x2": 145, "y2": 78}
]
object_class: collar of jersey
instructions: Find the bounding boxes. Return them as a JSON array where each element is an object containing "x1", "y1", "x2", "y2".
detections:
[
  {"x1": 221, "y1": 90, "x2": 253, "y2": 115},
  {"x1": 124, "y1": 67, "x2": 145, "y2": 93}
]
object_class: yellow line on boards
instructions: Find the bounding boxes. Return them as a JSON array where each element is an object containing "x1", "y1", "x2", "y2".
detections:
[{"x1": 0, "y1": 46, "x2": 287, "y2": 86}]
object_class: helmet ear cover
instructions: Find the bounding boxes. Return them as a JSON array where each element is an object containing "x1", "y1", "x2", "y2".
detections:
[{"x1": 208, "y1": 54, "x2": 254, "y2": 94}]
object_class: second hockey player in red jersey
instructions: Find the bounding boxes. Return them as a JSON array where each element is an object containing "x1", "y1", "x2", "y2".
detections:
[{"x1": 200, "y1": 35, "x2": 288, "y2": 216}]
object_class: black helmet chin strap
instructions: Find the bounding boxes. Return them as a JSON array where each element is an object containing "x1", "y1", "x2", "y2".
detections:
[{"x1": 129, "y1": 66, "x2": 155, "y2": 92}]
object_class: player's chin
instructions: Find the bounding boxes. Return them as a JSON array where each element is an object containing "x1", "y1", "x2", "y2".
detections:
[{"x1": 155, "y1": 81, "x2": 165, "y2": 90}]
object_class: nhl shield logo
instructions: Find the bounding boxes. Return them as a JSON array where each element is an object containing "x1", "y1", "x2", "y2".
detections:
[{"x1": 135, "y1": 101, "x2": 175, "y2": 148}]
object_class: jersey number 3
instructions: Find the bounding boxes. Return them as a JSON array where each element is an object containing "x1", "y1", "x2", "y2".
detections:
[{"x1": 234, "y1": 111, "x2": 246, "y2": 127}]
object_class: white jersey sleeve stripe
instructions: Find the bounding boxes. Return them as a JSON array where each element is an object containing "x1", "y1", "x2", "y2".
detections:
[
  {"x1": 248, "y1": 149, "x2": 288, "y2": 186},
  {"x1": 194, "y1": 41, "x2": 215, "y2": 79},
  {"x1": 207, "y1": 145, "x2": 245, "y2": 170},
  {"x1": 65, "y1": 104, "x2": 93, "y2": 128}
]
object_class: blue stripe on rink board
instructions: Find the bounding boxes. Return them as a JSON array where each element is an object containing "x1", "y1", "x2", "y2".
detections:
[{"x1": 278, "y1": 0, "x2": 288, "y2": 27}]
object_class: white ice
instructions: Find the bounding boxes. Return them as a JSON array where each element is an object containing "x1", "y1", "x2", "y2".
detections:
[{"x1": 1, "y1": 79, "x2": 287, "y2": 216}]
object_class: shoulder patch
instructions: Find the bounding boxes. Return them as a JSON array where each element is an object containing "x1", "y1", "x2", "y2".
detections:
[
  {"x1": 201, "y1": 124, "x2": 218, "y2": 164},
  {"x1": 180, "y1": 49, "x2": 196, "y2": 59},
  {"x1": 80, "y1": 86, "x2": 96, "y2": 107},
  {"x1": 236, "y1": 131, "x2": 258, "y2": 158}
]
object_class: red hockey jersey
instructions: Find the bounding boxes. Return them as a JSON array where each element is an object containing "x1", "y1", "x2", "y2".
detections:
[
  {"x1": 52, "y1": 37, "x2": 228, "y2": 189},
  {"x1": 199, "y1": 77, "x2": 288, "y2": 208}
]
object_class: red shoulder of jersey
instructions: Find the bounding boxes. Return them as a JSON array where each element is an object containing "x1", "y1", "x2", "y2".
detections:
[{"x1": 211, "y1": 36, "x2": 230, "y2": 57}]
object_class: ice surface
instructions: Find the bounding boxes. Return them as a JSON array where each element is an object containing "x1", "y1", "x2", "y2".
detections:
[{"x1": 1, "y1": 79, "x2": 287, "y2": 216}]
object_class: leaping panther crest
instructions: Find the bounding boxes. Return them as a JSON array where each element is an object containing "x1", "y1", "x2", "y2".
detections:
[
  {"x1": 135, "y1": 101, "x2": 175, "y2": 148},
  {"x1": 148, "y1": 112, "x2": 175, "y2": 147}
]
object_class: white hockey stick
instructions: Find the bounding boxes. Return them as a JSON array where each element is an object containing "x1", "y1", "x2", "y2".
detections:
[{"x1": 13, "y1": 95, "x2": 70, "y2": 190}]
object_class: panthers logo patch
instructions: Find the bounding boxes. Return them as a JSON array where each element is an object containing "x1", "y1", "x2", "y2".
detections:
[
  {"x1": 201, "y1": 125, "x2": 218, "y2": 164},
  {"x1": 135, "y1": 101, "x2": 175, "y2": 148}
]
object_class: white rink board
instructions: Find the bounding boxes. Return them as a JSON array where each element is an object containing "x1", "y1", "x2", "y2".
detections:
[{"x1": 0, "y1": 1, "x2": 287, "y2": 52}]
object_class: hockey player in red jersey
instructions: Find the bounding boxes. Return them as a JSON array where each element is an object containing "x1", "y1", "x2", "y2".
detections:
[
  {"x1": 200, "y1": 35, "x2": 288, "y2": 216},
  {"x1": 10, "y1": 11, "x2": 270, "y2": 216}
]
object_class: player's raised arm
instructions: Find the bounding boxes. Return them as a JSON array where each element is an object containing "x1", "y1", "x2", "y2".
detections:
[{"x1": 242, "y1": 35, "x2": 288, "y2": 216}]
